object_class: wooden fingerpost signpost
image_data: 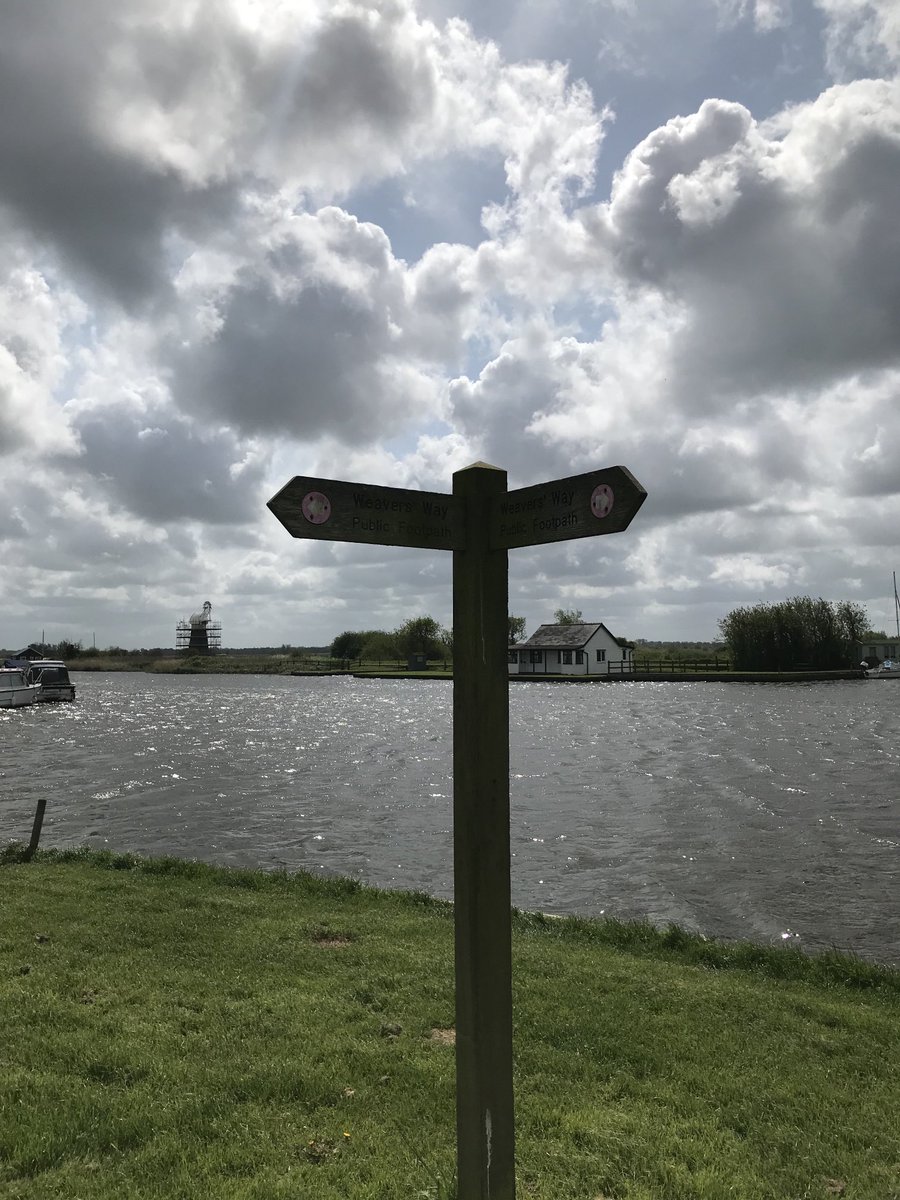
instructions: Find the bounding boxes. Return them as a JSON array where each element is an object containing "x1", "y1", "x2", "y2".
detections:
[{"x1": 268, "y1": 462, "x2": 647, "y2": 1199}]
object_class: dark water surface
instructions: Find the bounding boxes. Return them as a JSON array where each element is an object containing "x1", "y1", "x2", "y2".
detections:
[{"x1": 1, "y1": 673, "x2": 897, "y2": 961}]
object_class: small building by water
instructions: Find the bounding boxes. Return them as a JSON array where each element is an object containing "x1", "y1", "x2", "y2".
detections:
[
  {"x1": 858, "y1": 635, "x2": 899, "y2": 667},
  {"x1": 509, "y1": 622, "x2": 634, "y2": 676}
]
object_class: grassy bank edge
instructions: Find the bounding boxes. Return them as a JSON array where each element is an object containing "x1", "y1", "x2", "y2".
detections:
[{"x1": 3, "y1": 843, "x2": 896, "y2": 991}]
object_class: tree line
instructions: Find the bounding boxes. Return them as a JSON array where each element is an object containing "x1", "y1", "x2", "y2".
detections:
[
  {"x1": 330, "y1": 616, "x2": 452, "y2": 662},
  {"x1": 333, "y1": 611, "x2": 542, "y2": 660},
  {"x1": 718, "y1": 597, "x2": 868, "y2": 671}
]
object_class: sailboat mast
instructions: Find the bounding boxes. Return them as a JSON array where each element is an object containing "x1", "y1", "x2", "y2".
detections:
[{"x1": 894, "y1": 571, "x2": 899, "y2": 639}]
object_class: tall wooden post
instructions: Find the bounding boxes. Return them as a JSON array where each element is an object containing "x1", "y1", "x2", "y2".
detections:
[
  {"x1": 452, "y1": 462, "x2": 515, "y2": 1200},
  {"x1": 267, "y1": 461, "x2": 646, "y2": 1200}
]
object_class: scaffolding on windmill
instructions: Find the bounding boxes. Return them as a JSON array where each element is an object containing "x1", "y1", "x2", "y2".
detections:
[{"x1": 176, "y1": 600, "x2": 222, "y2": 654}]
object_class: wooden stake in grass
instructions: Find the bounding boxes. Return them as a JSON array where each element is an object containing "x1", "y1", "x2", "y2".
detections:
[{"x1": 23, "y1": 797, "x2": 47, "y2": 862}]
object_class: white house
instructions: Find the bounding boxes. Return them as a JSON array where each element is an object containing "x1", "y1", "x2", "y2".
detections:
[{"x1": 508, "y1": 623, "x2": 635, "y2": 676}]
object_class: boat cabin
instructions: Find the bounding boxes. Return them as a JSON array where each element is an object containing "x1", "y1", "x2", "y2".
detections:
[{"x1": 25, "y1": 660, "x2": 76, "y2": 702}]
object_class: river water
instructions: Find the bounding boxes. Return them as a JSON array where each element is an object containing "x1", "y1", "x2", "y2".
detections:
[{"x1": 1, "y1": 673, "x2": 897, "y2": 962}]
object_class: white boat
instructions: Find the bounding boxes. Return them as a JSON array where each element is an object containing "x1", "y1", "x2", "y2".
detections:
[
  {"x1": 0, "y1": 667, "x2": 40, "y2": 708},
  {"x1": 866, "y1": 659, "x2": 900, "y2": 679},
  {"x1": 23, "y1": 660, "x2": 76, "y2": 702}
]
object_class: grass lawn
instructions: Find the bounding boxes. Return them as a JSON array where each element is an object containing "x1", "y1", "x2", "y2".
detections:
[{"x1": 1, "y1": 849, "x2": 898, "y2": 1199}]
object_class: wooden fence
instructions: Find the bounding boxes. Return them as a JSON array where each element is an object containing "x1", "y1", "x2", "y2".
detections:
[{"x1": 615, "y1": 658, "x2": 731, "y2": 674}]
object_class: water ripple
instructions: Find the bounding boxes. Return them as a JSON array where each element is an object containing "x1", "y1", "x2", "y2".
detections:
[{"x1": 0, "y1": 673, "x2": 897, "y2": 962}]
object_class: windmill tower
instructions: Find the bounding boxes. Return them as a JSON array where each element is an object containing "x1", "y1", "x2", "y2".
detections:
[{"x1": 176, "y1": 600, "x2": 222, "y2": 654}]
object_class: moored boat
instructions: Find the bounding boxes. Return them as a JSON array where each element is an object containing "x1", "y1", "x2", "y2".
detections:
[
  {"x1": 861, "y1": 572, "x2": 900, "y2": 677},
  {"x1": 2, "y1": 656, "x2": 77, "y2": 702},
  {"x1": 23, "y1": 660, "x2": 77, "y2": 702},
  {"x1": 866, "y1": 659, "x2": 900, "y2": 679},
  {"x1": 0, "y1": 667, "x2": 40, "y2": 708}
]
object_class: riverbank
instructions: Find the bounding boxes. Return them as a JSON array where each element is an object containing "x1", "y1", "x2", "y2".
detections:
[
  {"x1": 355, "y1": 668, "x2": 866, "y2": 682},
  {"x1": 2, "y1": 848, "x2": 898, "y2": 1199},
  {"x1": 68, "y1": 657, "x2": 865, "y2": 682},
  {"x1": 510, "y1": 668, "x2": 867, "y2": 683}
]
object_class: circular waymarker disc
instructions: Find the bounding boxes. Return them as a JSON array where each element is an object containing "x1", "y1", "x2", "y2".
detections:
[
  {"x1": 590, "y1": 484, "x2": 614, "y2": 519},
  {"x1": 301, "y1": 491, "x2": 332, "y2": 525}
]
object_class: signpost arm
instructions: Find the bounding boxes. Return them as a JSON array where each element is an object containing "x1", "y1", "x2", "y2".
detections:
[{"x1": 452, "y1": 462, "x2": 515, "y2": 1200}]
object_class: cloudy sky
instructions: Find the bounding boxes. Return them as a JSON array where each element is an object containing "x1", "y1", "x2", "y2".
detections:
[{"x1": 1, "y1": 0, "x2": 899, "y2": 651}]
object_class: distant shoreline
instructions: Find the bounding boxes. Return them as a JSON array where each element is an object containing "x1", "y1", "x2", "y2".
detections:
[{"x1": 66, "y1": 660, "x2": 866, "y2": 683}]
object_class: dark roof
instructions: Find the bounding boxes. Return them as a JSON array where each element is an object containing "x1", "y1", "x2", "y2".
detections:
[
  {"x1": 521, "y1": 623, "x2": 612, "y2": 650},
  {"x1": 14, "y1": 645, "x2": 46, "y2": 660}
]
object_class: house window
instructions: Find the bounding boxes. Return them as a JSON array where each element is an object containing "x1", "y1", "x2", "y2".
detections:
[
  {"x1": 575, "y1": 650, "x2": 584, "y2": 664},
  {"x1": 507, "y1": 650, "x2": 518, "y2": 663},
  {"x1": 596, "y1": 649, "x2": 606, "y2": 662},
  {"x1": 868, "y1": 646, "x2": 877, "y2": 657},
  {"x1": 530, "y1": 650, "x2": 543, "y2": 664},
  {"x1": 561, "y1": 650, "x2": 572, "y2": 665},
  {"x1": 887, "y1": 646, "x2": 897, "y2": 657}
]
